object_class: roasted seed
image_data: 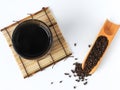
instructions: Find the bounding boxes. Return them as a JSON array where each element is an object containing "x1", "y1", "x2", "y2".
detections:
[
  {"x1": 84, "y1": 82, "x2": 88, "y2": 85},
  {"x1": 59, "y1": 81, "x2": 63, "y2": 83}
]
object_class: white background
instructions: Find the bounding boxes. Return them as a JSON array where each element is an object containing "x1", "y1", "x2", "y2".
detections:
[{"x1": 0, "y1": 0, "x2": 120, "y2": 90}]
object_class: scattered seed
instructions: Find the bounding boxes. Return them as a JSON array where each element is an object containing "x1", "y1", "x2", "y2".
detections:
[
  {"x1": 74, "y1": 43, "x2": 77, "y2": 46},
  {"x1": 51, "y1": 82, "x2": 53, "y2": 84},
  {"x1": 74, "y1": 75, "x2": 77, "y2": 77},
  {"x1": 71, "y1": 62, "x2": 91, "y2": 85},
  {"x1": 88, "y1": 45, "x2": 91, "y2": 48},
  {"x1": 75, "y1": 58, "x2": 78, "y2": 60},
  {"x1": 81, "y1": 79, "x2": 84, "y2": 81},
  {"x1": 59, "y1": 81, "x2": 63, "y2": 83},
  {"x1": 84, "y1": 82, "x2": 88, "y2": 85},
  {"x1": 73, "y1": 86, "x2": 77, "y2": 89},
  {"x1": 71, "y1": 70, "x2": 75, "y2": 73},
  {"x1": 75, "y1": 79, "x2": 80, "y2": 82},
  {"x1": 69, "y1": 75, "x2": 72, "y2": 78},
  {"x1": 64, "y1": 73, "x2": 69, "y2": 75}
]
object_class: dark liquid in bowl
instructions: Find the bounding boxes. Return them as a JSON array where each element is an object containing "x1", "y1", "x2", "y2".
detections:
[{"x1": 12, "y1": 20, "x2": 52, "y2": 59}]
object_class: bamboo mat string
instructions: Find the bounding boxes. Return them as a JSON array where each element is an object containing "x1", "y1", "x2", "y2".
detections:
[
  {"x1": 27, "y1": 13, "x2": 34, "y2": 19},
  {"x1": 49, "y1": 54, "x2": 56, "y2": 68}
]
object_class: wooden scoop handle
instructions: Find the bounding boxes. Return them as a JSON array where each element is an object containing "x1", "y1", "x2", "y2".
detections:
[{"x1": 82, "y1": 19, "x2": 120, "y2": 74}]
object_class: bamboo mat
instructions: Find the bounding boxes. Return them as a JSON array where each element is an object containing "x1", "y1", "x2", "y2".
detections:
[{"x1": 1, "y1": 7, "x2": 72, "y2": 78}]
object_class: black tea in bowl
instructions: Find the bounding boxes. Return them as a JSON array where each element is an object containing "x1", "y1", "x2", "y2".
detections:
[{"x1": 12, "y1": 19, "x2": 53, "y2": 59}]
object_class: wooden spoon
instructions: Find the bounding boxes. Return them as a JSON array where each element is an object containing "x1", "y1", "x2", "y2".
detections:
[{"x1": 82, "y1": 19, "x2": 120, "y2": 74}]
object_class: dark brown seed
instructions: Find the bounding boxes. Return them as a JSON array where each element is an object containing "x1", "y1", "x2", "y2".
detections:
[
  {"x1": 88, "y1": 45, "x2": 91, "y2": 48},
  {"x1": 59, "y1": 81, "x2": 63, "y2": 83},
  {"x1": 74, "y1": 75, "x2": 77, "y2": 77},
  {"x1": 84, "y1": 82, "x2": 88, "y2": 85},
  {"x1": 81, "y1": 79, "x2": 84, "y2": 81},
  {"x1": 72, "y1": 62, "x2": 91, "y2": 83},
  {"x1": 64, "y1": 73, "x2": 69, "y2": 75},
  {"x1": 75, "y1": 79, "x2": 80, "y2": 82},
  {"x1": 71, "y1": 70, "x2": 75, "y2": 73},
  {"x1": 69, "y1": 75, "x2": 72, "y2": 78},
  {"x1": 75, "y1": 58, "x2": 78, "y2": 60},
  {"x1": 74, "y1": 43, "x2": 77, "y2": 46},
  {"x1": 73, "y1": 86, "x2": 77, "y2": 89},
  {"x1": 51, "y1": 82, "x2": 53, "y2": 84}
]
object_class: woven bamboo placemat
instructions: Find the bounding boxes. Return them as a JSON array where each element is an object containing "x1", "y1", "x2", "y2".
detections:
[{"x1": 1, "y1": 7, "x2": 72, "y2": 78}]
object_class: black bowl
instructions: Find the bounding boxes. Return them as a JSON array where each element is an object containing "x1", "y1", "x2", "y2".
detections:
[{"x1": 12, "y1": 19, "x2": 53, "y2": 59}]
